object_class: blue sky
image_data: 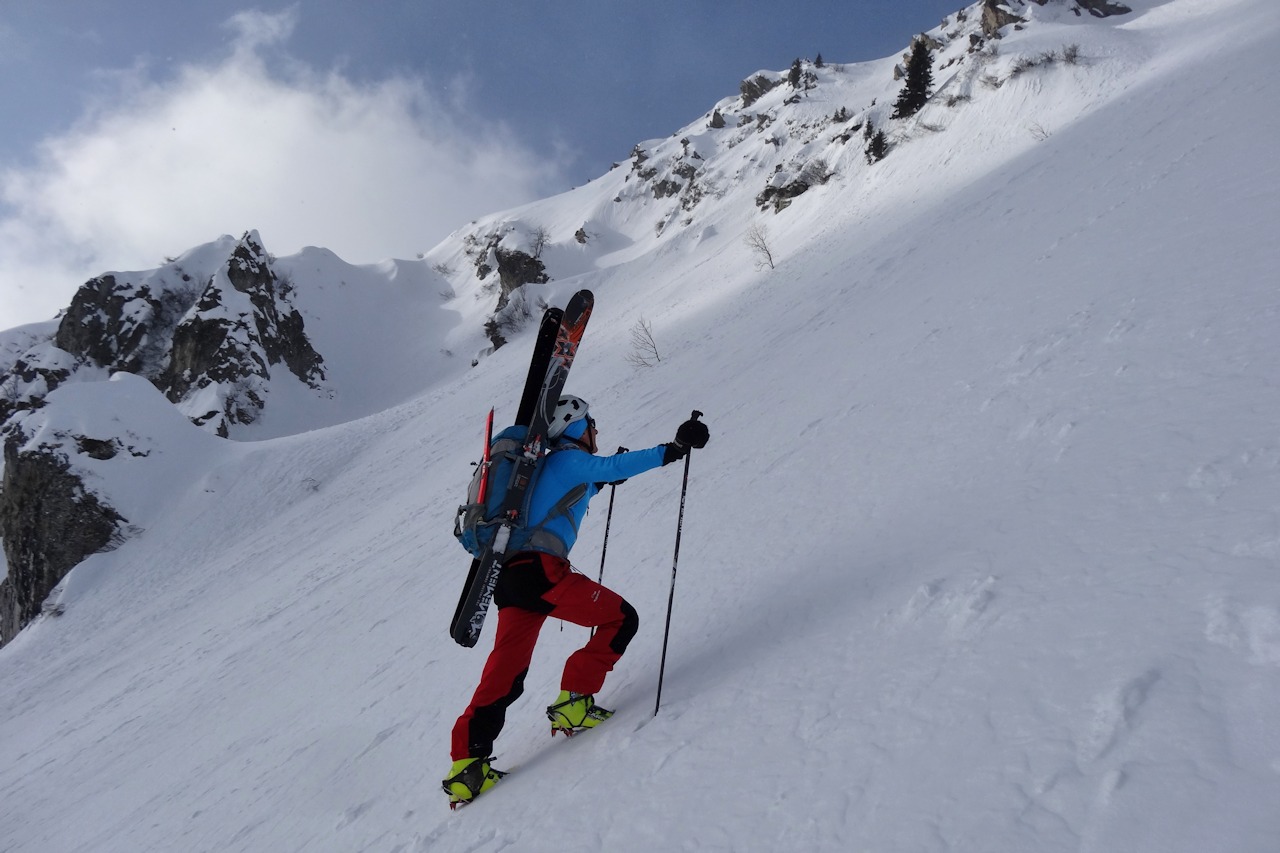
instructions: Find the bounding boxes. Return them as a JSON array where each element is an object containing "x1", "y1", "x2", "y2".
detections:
[{"x1": 0, "y1": 0, "x2": 962, "y2": 327}]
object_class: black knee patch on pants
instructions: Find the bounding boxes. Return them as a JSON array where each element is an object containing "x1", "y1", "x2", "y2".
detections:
[
  {"x1": 468, "y1": 667, "x2": 528, "y2": 757},
  {"x1": 611, "y1": 600, "x2": 639, "y2": 655}
]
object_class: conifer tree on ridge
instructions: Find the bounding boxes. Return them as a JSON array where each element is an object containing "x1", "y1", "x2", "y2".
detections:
[{"x1": 892, "y1": 38, "x2": 934, "y2": 119}]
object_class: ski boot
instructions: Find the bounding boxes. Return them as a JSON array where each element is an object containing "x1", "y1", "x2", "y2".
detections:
[
  {"x1": 546, "y1": 690, "x2": 613, "y2": 737},
  {"x1": 441, "y1": 756, "x2": 505, "y2": 809}
]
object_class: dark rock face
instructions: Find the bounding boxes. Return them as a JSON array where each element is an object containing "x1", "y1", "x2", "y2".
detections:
[
  {"x1": 493, "y1": 248, "x2": 549, "y2": 308},
  {"x1": 755, "y1": 179, "x2": 812, "y2": 213},
  {"x1": 982, "y1": 0, "x2": 1026, "y2": 37},
  {"x1": 1074, "y1": 0, "x2": 1132, "y2": 16},
  {"x1": 483, "y1": 248, "x2": 548, "y2": 351},
  {"x1": 653, "y1": 179, "x2": 684, "y2": 200},
  {"x1": 1023, "y1": 0, "x2": 1131, "y2": 22},
  {"x1": 0, "y1": 360, "x2": 68, "y2": 425},
  {"x1": 625, "y1": 138, "x2": 707, "y2": 214},
  {"x1": 223, "y1": 236, "x2": 325, "y2": 388},
  {"x1": 18, "y1": 231, "x2": 328, "y2": 439},
  {"x1": 461, "y1": 228, "x2": 554, "y2": 353},
  {"x1": 0, "y1": 229, "x2": 328, "y2": 645},
  {"x1": 53, "y1": 268, "x2": 204, "y2": 382},
  {"x1": 155, "y1": 234, "x2": 325, "y2": 435},
  {"x1": 1029, "y1": 0, "x2": 1131, "y2": 14},
  {"x1": 0, "y1": 437, "x2": 126, "y2": 645},
  {"x1": 740, "y1": 74, "x2": 779, "y2": 108},
  {"x1": 161, "y1": 309, "x2": 242, "y2": 400},
  {"x1": 54, "y1": 275, "x2": 158, "y2": 373}
]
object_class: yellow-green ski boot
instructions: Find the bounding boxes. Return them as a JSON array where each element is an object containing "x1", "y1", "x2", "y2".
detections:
[
  {"x1": 441, "y1": 757, "x2": 505, "y2": 809},
  {"x1": 546, "y1": 690, "x2": 614, "y2": 737}
]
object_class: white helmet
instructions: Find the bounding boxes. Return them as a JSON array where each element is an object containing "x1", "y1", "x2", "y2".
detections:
[{"x1": 547, "y1": 395, "x2": 591, "y2": 439}]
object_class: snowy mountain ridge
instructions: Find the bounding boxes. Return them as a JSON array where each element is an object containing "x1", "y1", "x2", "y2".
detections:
[
  {"x1": 0, "y1": 0, "x2": 1161, "y2": 641},
  {"x1": 2, "y1": 0, "x2": 1279, "y2": 850}
]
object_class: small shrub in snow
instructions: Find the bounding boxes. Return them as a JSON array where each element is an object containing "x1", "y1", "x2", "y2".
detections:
[
  {"x1": 745, "y1": 224, "x2": 776, "y2": 270},
  {"x1": 626, "y1": 317, "x2": 662, "y2": 368},
  {"x1": 529, "y1": 226, "x2": 551, "y2": 259},
  {"x1": 1010, "y1": 55, "x2": 1038, "y2": 77}
]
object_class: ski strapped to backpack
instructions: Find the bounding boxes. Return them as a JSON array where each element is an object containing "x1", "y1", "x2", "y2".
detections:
[
  {"x1": 449, "y1": 290, "x2": 594, "y2": 648},
  {"x1": 453, "y1": 425, "x2": 588, "y2": 559}
]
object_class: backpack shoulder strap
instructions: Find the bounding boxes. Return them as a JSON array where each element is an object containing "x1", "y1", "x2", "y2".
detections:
[{"x1": 517, "y1": 446, "x2": 591, "y2": 557}]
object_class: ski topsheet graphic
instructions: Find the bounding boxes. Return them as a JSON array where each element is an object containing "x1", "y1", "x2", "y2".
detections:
[{"x1": 450, "y1": 290, "x2": 594, "y2": 647}]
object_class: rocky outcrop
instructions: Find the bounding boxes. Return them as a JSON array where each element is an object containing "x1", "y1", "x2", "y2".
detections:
[
  {"x1": 223, "y1": 237, "x2": 325, "y2": 386},
  {"x1": 10, "y1": 231, "x2": 328, "y2": 439},
  {"x1": 493, "y1": 247, "x2": 549, "y2": 308},
  {"x1": 756, "y1": 178, "x2": 811, "y2": 213},
  {"x1": 1073, "y1": 0, "x2": 1132, "y2": 16},
  {"x1": 0, "y1": 353, "x2": 71, "y2": 426},
  {"x1": 461, "y1": 227, "x2": 555, "y2": 352},
  {"x1": 629, "y1": 145, "x2": 657, "y2": 182},
  {"x1": 624, "y1": 137, "x2": 708, "y2": 214},
  {"x1": 0, "y1": 230, "x2": 330, "y2": 644},
  {"x1": 156, "y1": 232, "x2": 325, "y2": 436},
  {"x1": 1022, "y1": 0, "x2": 1132, "y2": 22},
  {"x1": 53, "y1": 265, "x2": 205, "y2": 383},
  {"x1": 0, "y1": 437, "x2": 126, "y2": 646},
  {"x1": 55, "y1": 275, "x2": 162, "y2": 373},
  {"x1": 982, "y1": 0, "x2": 1025, "y2": 37},
  {"x1": 740, "y1": 74, "x2": 779, "y2": 109},
  {"x1": 482, "y1": 248, "x2": 548, "y2": 351}
]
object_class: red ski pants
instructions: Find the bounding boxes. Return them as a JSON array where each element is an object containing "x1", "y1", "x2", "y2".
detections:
[{"x1": 450, "y1": 552, "x2": 639, "y2": 760}]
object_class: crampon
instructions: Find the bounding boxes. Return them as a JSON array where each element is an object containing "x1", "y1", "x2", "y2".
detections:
[
  {"x1": 546, "y1": 691, "x2": 614, "y2": 737},
  {"x1": 442, "y1": 757, "x2": 507, "y2": 810}
]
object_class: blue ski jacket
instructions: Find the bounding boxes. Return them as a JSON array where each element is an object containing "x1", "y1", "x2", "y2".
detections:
[{"x1": 508, "y1": 441, "x2": 666, "y2": 559}]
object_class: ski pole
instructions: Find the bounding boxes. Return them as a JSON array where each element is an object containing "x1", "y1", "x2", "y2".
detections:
[
  {"x1": 655, "y1": 410, "x2": 701, "y2": 716},
  {"x1": 597, "y1": 446, "x2": 629, "y2": 585},
  {"x1": 591, "y1": 446, "x2": 627, "y2": 639}
]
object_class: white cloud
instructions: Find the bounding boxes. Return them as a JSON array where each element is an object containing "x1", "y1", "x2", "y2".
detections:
[
  {"x1": 0, "y1": 10, "x2": 567, "y2": 329},
  {"x1": 225, "y1": 6, "x2": 300, "y2": 52}
]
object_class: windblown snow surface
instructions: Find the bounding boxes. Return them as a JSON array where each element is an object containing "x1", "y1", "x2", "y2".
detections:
[{"x1": 2, "y1": 1, "x2": 1278, "y2": 850}]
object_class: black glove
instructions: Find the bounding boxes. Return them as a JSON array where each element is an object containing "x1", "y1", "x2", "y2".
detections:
[
  {"x1": 661, "y1": 442, "x2": 688, "y2": 466},
  {"x1": 675, "y1": 417, "x2": 709, "y2": 449},
  {"x1": 662, "y1": 416, "x2": 709, "y2": 465}
]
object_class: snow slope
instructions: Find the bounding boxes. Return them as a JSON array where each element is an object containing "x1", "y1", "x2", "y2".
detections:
[{"x1": 2, "y1": 1, "x2": 1279, "y2": 850}]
